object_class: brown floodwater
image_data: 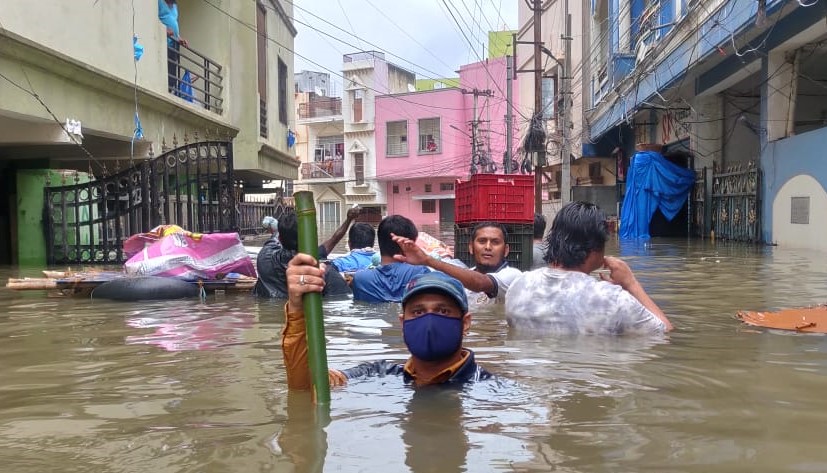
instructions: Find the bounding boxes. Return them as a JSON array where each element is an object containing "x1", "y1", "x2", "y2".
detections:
[{"x1": 2, "y1": 236, "x2": 827, "y2": 472}]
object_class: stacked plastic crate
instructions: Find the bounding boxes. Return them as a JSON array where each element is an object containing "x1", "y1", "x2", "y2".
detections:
[{"x1": 453, "y1": 174, "x2": 535, "y2": 271}]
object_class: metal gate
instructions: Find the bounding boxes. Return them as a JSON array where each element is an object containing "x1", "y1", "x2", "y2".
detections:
[
  {"x1": 691, "y1": 167, "x2": 707, "y2": 237},
  {"x1": 45, "y1": 140, "x2": 236, "y2": 264},
  {"x1": 710, "y1": 162, "x2": 761, "y2": 242}
]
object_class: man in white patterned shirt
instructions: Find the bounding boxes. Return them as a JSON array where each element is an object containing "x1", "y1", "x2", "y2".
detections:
[{"x1": 506, "y1": 202, "x2": 672, "y2": 335}]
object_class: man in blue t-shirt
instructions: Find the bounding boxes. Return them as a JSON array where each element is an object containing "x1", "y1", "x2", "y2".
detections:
[
  {"x1": 331, "y1": 222, "x2": 378, "y2": 273},
  {"x1": 350, "y1": 215, "x2": 429, "y2": 303}
]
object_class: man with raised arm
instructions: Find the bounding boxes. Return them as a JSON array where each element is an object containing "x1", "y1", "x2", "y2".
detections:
[{"x1": 392, "y1": 221, "x2": 522, "y2": 306}]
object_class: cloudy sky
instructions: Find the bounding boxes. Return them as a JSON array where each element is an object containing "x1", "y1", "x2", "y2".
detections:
[{"x1": 291, "y1": 0, "x2": 518, "y2": 95}]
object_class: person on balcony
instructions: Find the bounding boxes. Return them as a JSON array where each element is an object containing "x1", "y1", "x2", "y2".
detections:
[
  {"x1": 253, "y1": 207, "x2": 360, "y2": 299},
  {"x1": 158, "y1": 0, "x2": 188, "y2": 94}
]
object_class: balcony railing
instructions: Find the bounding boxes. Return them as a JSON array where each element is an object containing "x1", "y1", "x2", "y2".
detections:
[
  {"x1": 260, "y1": 98, "x2": 268, "y2": 138},
  {"x1": 167, "y1": 41, "x2": 224, "y2": 114},
  {"x1": 298, "y1": 98, "x2": 342, "y2": 119},
  {"x1": 301, "y1": 160, "x2": 345, "y2": 179},
  {"x1": 343, "y1": 51, "x2": 385, "y2": 63}
]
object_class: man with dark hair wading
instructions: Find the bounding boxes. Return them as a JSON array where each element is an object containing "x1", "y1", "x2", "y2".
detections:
[
  {"x1": 330, "y1": 222, "x2": 378, "y2": 273},
  {"x1": 392, "y1": 221, "x2": 522, "y2": 306},
  {"x1": 283, "y1": 256, "x2": 491, "y2": 387},
  {"x1": 252, "y1": 207, "x2": 359, "y2": 299},
  {"x1": 350, "y1": 215, "x2": 429, "y2": 303},
  {"x1": 505, "y1": 202, "x2": 672, "y2": 334}
]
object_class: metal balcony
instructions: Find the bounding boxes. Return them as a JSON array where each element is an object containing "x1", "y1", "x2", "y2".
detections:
[
  {"x1": 298, "y1": 97, "x2": 342, "y2": 119},
  {"x1": 167, "y1": 41, "x2": 224, "y2": 114},
  {"x1": 300, "y1": 160, "x2": 345, "y2": 180}
]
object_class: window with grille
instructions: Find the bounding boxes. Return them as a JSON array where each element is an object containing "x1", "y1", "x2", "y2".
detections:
[
  {"x1": 256, "y1": 5, "x2": 267, "y2": 137},
  {"x1": 421, "y1": 199, "x2": 436, "y2": 214},
  {"x1": 352, "y1": 89, "x2": 364, "y2": 122},
  {"x1": 424, "y1": 184, "x2": 432, "y2": 193},
  {"x1": 392, "y1": 184, "x2": 399, "y2": 194},
  {"x1": 791, "y1": 197, "x2": 810, "y2": 224},
  {"x1": 418, "y1": 118, "x2": 440, "y2": 153},
  {"x1": 354, "y1": 152, "x2": 364, "y2": 185},
  {"x1": 386, "y1": 121, "x2": 408, "y2": 156},
  {"x1": 319, "y1": 201, "x2": 341, "y2": 224},
  {"x1": 440, "y1": 182, "x2": 454, "y2": 191},
  {"x1": 278, "y1": 58, "x2": 288, "y2": 125}
]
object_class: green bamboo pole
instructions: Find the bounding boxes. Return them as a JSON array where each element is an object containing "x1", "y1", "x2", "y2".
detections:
[{"x1": 293, "y1": 191, "x2": 331, "y2": 405}]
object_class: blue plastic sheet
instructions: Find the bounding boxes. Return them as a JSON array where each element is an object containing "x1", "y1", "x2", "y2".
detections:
[
  {"x1": 619, "y1": 151, "x2": 695, "y2": 239},
  {"x1": 179, "y1": 70, "x2": 194, "y2": 102}
]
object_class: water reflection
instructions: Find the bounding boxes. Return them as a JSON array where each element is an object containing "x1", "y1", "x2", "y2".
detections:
[
  {"x1": 402, "y1": 389, "x2": 468, "y2": 472},
  {"x1": 125, "y1": 306, "x2": 255, "y2": 352},
  {"x1": 274, "y1": 393, "x2": 329, "y2": 473}
]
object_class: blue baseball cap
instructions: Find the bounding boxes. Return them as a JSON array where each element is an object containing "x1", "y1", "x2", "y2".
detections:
[{"x1": 402, "y1": 271, "x2": 469, "y2": 314}]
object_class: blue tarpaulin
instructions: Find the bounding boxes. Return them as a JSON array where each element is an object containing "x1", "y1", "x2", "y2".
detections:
[{"x1": 619, "y1": 151, "x2": 695, "y2": 239}]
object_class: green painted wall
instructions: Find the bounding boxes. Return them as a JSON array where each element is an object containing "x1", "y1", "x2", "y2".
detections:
[
  {"x1": 17, "y1": 170, "x2": 58, "y2": 266},
  {"x1": 16, "y1": 170, "x2": 93, "y2": 267},
  {"x1": 415, "y1": 78, "x2": 460, "y2": 91},
  {"x1": 488, "y1": 30, "x2": 515, "y2": 59}
]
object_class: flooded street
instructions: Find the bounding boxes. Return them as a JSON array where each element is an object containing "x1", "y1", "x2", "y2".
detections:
[{"x1": 2, "y1": 237, "x2": 827, "y2": 472}]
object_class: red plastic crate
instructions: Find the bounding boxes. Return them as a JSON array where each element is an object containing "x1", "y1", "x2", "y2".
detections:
[{"x1": 455, "y1": 174, "x2": 534, "y2": 223}]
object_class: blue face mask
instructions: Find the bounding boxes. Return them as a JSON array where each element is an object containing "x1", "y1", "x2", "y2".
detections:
[{"x1": 403, "y1": 313, "x2": 464, "y2": 362}]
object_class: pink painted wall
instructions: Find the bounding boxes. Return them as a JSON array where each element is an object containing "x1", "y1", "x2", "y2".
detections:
[
  {"x1": 384, "y1": 178, "x2": 457, "y2": 226},
  {"x1": 375, "y1": 88, "x2": 469, "y2": 180},
  {"x1": 375, "y1": 56, "x2": 521, "y2": 226}
]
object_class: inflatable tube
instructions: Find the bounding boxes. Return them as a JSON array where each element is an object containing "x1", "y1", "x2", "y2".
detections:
[
  {"x1": 91, "y1": 276, "x2": 200, "y2": 301},
  {"x1": 737, "y1": 305, "x2": 827, "y2": 333}
]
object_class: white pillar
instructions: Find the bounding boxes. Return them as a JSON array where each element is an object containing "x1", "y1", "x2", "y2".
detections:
[{"x1": 619, "y1": 0, "x2": 632, "y2": 52}]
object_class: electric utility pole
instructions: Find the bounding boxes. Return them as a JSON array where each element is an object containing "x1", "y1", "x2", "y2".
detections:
[
  {"x1": 462, "y1": 88, "x2": 494, "y2": 173},
  {"x1": 532, "y1": 0, "x2": 544, "y2": 213},
  {"x1": 505, "y1": 54, "x2": 513, "y2": 174},
  {"x1": 561, "y1": 0, "x2": 572, "y2": 204}
]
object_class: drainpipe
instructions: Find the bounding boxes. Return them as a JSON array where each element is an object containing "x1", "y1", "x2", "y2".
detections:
[{"x1": 785, "y1": 50, "x2": 801, "y2": 138}]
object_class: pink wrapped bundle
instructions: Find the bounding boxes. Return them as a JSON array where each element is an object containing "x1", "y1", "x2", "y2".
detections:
[
  {"x1": 124, "y1": 232, "x2": 257, "y2": 280},
  {"x1": 123, "y1": 225, "x2": 192, "y2": 258}
]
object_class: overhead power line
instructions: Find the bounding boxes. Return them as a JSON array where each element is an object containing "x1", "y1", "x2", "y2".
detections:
[{"x1": 203, "y1": 0, "x2": 481, "y2": 113}]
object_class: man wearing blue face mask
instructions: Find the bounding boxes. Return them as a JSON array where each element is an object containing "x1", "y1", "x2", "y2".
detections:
[{"x1": 282, "y1": 254, "x2": 492, "y2": 387}]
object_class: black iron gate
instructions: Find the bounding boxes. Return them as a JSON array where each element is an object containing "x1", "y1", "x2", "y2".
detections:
[
  {"x1": 45, "y1": 140, "x2": 236, "y2": 264},
  {"x1": 691, "y1": 167, "x2": 707, "y2": 237},
  {"x1": 710, "y1": 162, "x2": 761, "y2": 242}
]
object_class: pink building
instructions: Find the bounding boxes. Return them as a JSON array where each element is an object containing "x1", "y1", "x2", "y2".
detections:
[{"x1": 375, "y1": 57, "x2": 519, "y2": 226}]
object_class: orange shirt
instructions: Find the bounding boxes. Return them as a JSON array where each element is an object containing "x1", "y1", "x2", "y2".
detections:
[{"x1": 281, "y1": 304, "x2": 471, "y2": 388}]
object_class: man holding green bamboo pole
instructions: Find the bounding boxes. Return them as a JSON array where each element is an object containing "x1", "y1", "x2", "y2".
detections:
[{"x1": 282, "y1": 257, "x2": 492, "y2": 388}]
